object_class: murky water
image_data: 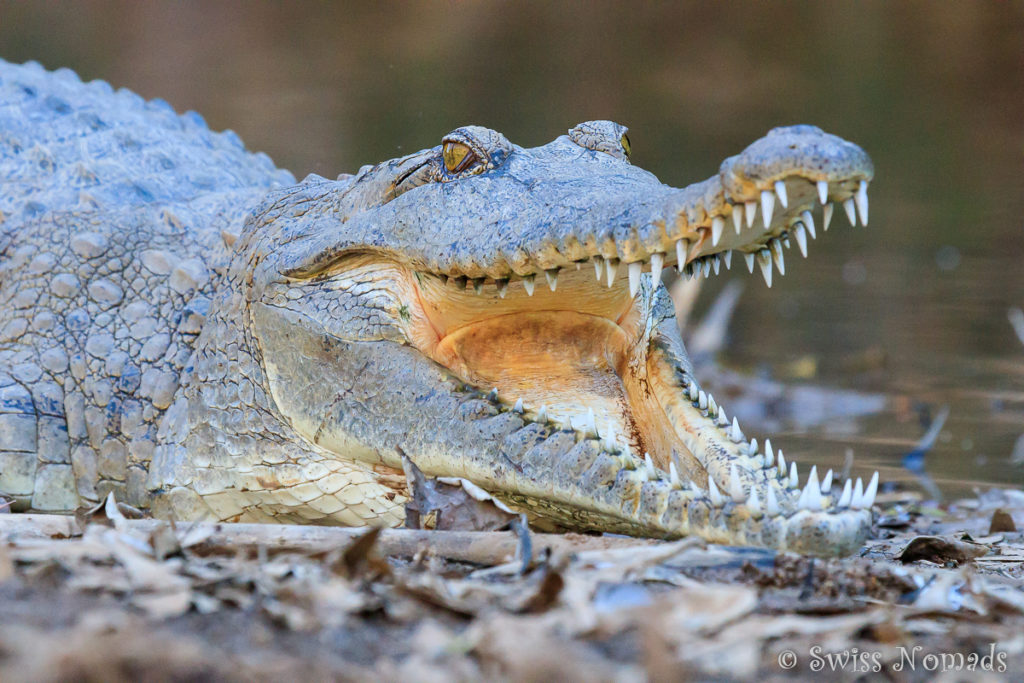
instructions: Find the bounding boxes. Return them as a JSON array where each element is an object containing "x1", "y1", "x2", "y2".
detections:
[{"x1": 2, "y1": 1, "x2": 1022, "y2": 497}]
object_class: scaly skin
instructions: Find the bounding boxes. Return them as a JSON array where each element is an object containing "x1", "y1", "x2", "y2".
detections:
[{"x1": 0, "y1": 60, "x2": 877, "y2": 556}]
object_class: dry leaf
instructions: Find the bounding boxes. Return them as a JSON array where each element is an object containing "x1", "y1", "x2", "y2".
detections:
[{"x1": 898, "y1": 535, "x2": 990, "y2": 565}]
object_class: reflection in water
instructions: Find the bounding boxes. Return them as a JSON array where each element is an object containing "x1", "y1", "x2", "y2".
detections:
[{"x1": 1, "y1": 1, "x2": 1022, "y2": 496}]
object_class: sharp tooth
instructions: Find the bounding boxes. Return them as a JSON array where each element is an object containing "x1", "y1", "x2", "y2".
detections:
[
  {"x1": 837, "y1": 478, "x2": 852, "y2": 507},
  {"x1": 788, "y1": 462, "x2": 798, "y2": 489},
  {"x1": 800, "y1": 210, "x2": 816, "y2": 239},
  {"x1": 821, "y1": 469, "x2": 833, "y2": 492},
  {"x1": 586, "y1": 408, "x2": 598, "y2": 437},
  {"x1": 729, "y1": 465, "x2": 745, "y2": 503},
  {"x1": 593, "y1": 255, "x2": 604, "y2": 281},
  {"x1": 687, "y1": 381, "x2": 699, "y2": 400},
  {"x1": 732, "y1": 206, "x2": 743, "y2": 234},
  {"x1": 605, "y1": 258, "x2": 619, "y2": 287},
  {"x1": 603, "y1": 421, "x2": 616, "y2": 450},
  {"x1": 650, "y1": 252, "x2": 664, "y2": 288},
  {"x1": 783, "y1": 234, "x2": 791, "y2": 250},
  {"x1": 807, "y1": 465, "x2": 820, "y2": 494},
  {"x1": 712, "y1": 255, "x2": 721, "y2": 275},
  {"x1": 744, "y1": 252, "x2": 755, "y2": 273},
  {"x1": 772, "y1": 242, "x2": 785, "y2": 275},
  {"x1": 717, "y1": 406, "x2": 729, "y2": 427},
  {"x1": 669, "y1": 462, "x2": 681, "y2": 489},
  {"x1": 698, "y1": 390, "x2": 708, "y2": 411},
  {"x1": 513, "y1": 397, "x2": 524, "y2": 413},
  {"x1": 522, "y1": 274, "x2": 536, "y2": 296},
  {"x1": 802, "y1": 476, "x2": 823, "y2": 511},
  {"x1": 644, "y1": 452, "x2": 656, "y2": 479},
  {"x1": 707, "y1": 394, "x2": 718, "y2": 416},
  {"x1": 438, "y1": 274, "x2": 449, "y2": 285},
  {"x1": 757, "y1": 249, "x2": 773, "y2": 287},
  {"x1": 862, "y1": 471, "x2": 879, "y2": 508},
  {"x1": 748, "y1": 437, "x2": 758, "y2": 456},
  {"x1": 487, "y1": 387, "x2": 499, "y2": 401},
  {"x1": 628, "y1": 261, "x2": 642, "y2": 297},
  {"x1": 537, "y1": 405, "x2": 548, "y2": 422},
  {"x1": 473, "y1": 278, "x2": 485, "y2": 294},
  {"x1": 545, "y1": 269, "x2": 559, "y2": 291},
  {"x1": 453, "y1": 275, "x2": 467, "y2": 290},
  {"x1": 730, "y1": 417, "x2": 743, "y2": 443},
  {"x1": 496, "y1": 279, "x2": 509, "y2": 298},
  {"x1": 793, "y1": 224, "x2": 808, "y2": 257},
  {"x1": 723, "y1": 250, "x2": 733, "y2": 269},
  {"x1": 708, "y1": 477, "x2": 724, "y2": 507},
  {"x1": 856, "y1": 180, "x2": 869, "y2": 225},
  {"x1": 817, "y1": 180, "x2": 829, "y2": 205},
  {"x1": 765, "y1": 485, "x2": 779, "y2": 516},
  {"x1": 744, "y1": 200, "x2": 757, "y2": 227},
  {"x1": 774, "y1": 180, "x2": 788, "y2": 209},
  {"x1": 843, "y1": 197, "x2": 857, "y2": 226},
  {"x1": 576, "y1": 261, "x2": 581, "y2": 270},
  {"x1": 711, "y1": 216, "x2": 725, "y2": 246},
  {"x1": 764, "y1": 439, "x2": 774, "y2": 468},
  {"x1": 851, "y1": 477, "x2": 864, "y2": 508},
  {"x1": 823, "y1": 203, "x2": 834, "y2": 231},
  {"x1": 701, "y1": 259, "x2": 712, "y2": 278},
  {"x1": 676, "y1": 240, "x2": 688, "y2": 272},
  {"x1": 760, "y1": 190, "x2": 775, "y2": 228}
]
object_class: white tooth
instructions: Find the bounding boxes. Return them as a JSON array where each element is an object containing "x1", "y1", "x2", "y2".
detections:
[
  {"x1": 748, "y1": 438, "x2": 758, "y2": 456},
  {"x1": 843, "y1": 197, "x2": 857, "y2": 226},
  {"x1": 723, "y1": 250, "x2": 733, "y2": 269},
  {"x1": 730, "y1": 417, "x2": 743, "y2": 443},
  {"x1": 774, "y1": 180, "x2": 788, "y2": 209},
  {"x1": 817, "y1": 180, "x2": 828, "y2": 205},
  {"x1": 496, "y1": 280, "x2": 509, "y2": 298},
  {"x1": 707, "y1": 394, "x2": 718, "y2": 416},
  {"x1": 644, "y1": 452, "x2": 656, "y2": 479},
  {"x1": 807, "y1": 465, "x2": 820, "y2": 494},
  {"x1": 823, "y1": 203, "x2": 834, "y2": 231},
  {"x1": 545, "y1": 269, "x2": 558, "y2": 291},
  {"x1": 788, "y1": 462, "x2": 798, "y2": 488},
  {"x1": 800, "y1": 210, "x2": 816, "y2": 239},
  {"x1": 851, "y1": 477, "x2": 864, "y2": 509},
  {"x1": 712, "y1": 255, "x2": 721, "y2": 275},
  {"x1": 765, "y1": 485, "x2": 779, "y2": 516},
  {"x1": 513, "y1": 397, "x2": 524, "y2": 413},
  {"x1": 717, "y1": 406, "x2": 729, "y2": 427},
  {"x1": 701, "y1": 259, "x2": 711, "y2": 278},
  {"x1": 537, "y1": 405, "x2": 548, "y2": 422},
  {"x1": 669, "y1": 462, "x2": 681, "y2": 489},
  {"x1": 821, "y1": 469, "x2": 833, "y2": 492},
  {"x1": 757, "y1": 249, "x2": 773, "y2": 287},
  {"x1": 587, "y1": 408, "x2": 597, "y2": 437},
  {"x1": 711, "y1": 216, "x2": 725, "y2": 246},
  {"x1": 650, "y1": 252, "x2": 664, "y2": 288},
  {"x1": 593, "y1": 255, "x2": 604, "y2": 281},
  {"x1": 473, "y1": 278, "x2": 484, "y2": 295},
  {"x1": 794, "y1": 224, "x2": 808, "y2": 257},
  {"x1": 856, "y1": 180, "x2": 869, "y2": 225},
  {"x1": 523, "y1": 275, "x2": 535, "y2": 296},
  {"x1": 687, "y1": 381, "x2": 699, "y2": 400},
  {"x1": 487, "y1": 387, "x2": 499, "y2": 401},
  {"x1": 837, "y1": 478, "x2": 852, "y2": 507},
  {"x1": 729, "y1": 465, "x2": 745, "y2": 503},
  {"x1": 760, "y1": 190, "x2": 775, "y2": 228},
  {"x1": 745, "y1": 200, "x2": 757, "y2": 227},
  {"x1": 764, "y1": 440, "x2": 774, "y2": 468},
  {"x1": 708, "y1": 477, "x2": 724, "y2": 507},
  {"x1": 771, "y1": 240, "x2": 785, "y2": 275},
  {"x1": 747, "y1": 487, "x2": 762, "y2": 516},
  {"x1": 628, "y1": 261, "x2": 642, "y2": 297},
  {"x1": 732, "y1": 206, "x2": 743, "y2": 234},
  {"x1": 576, "y1": 262, "x2": 581, "y2": 270},
  {"x1": 802, "y1": 477, "x2": 823, "y2": 511},
  {"x1": 606, "y1": 258, "x2": 619, "y2": 287},
  {"x1": 744, "y1": 252, "x2": 755, "y2": 273},
  {"x1": 698, "y1": 390, "x2": 708, "y2": 411},
  {"x1": 603, "y1": 421, "x2": 616, "y2": 450},
  {"x1": 862, "y1": 471, "x2": 879, "y2": 507},
  {"x1": 675, "y1": 239, "x2": 688, "y2": 272},
  {"x1": 777, "y1": 451, "x2": 786, "y2": 479}
]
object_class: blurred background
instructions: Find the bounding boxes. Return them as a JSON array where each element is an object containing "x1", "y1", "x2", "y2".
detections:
[{"x1": 1, "y1": 1, "x2": 1022, "y2": 498}]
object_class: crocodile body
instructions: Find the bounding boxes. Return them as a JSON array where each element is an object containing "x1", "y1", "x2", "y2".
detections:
[{"x1": 0, "y1": 60, "x2": 877, "y2": 556}]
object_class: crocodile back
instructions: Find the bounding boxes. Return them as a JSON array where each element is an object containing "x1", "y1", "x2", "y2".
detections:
[{"x1": 0, "y1": 59, "x2": 294, "y2": 511}]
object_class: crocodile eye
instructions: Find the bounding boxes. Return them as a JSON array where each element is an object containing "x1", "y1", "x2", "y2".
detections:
[
  {"x1": 568, "y1": 120, "x2": 631, "y2": 162},
  {"x1": 620, "y1": 133, "x2": 631, "y2": 158},
  {"x1": 443, "y1": 141, "x2": 476, "y2": 174}
]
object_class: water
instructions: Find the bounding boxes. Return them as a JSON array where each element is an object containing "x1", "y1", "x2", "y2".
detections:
[{"x1": 1, "y1": 1, "x2": 1022, "y2": 497}]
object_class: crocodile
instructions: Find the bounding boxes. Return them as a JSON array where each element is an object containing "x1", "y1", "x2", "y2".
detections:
[{"x1": 0, "y1": 59, "x2": 878, "y2": 556}]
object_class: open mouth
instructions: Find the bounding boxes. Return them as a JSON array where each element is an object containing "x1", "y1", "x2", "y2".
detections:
[{"x1": 390, "y1": 171, "x2": 878, "y2": 516}]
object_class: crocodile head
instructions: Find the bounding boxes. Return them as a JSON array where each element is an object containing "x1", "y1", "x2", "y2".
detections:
[{"x1": 179, "y1": 121, "x2": 876, "y2": 556}]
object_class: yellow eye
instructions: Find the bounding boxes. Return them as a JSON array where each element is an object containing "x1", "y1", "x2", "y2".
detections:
[
  {"x1": 443, "y1": 141, "x2": 476, "y2": 174},
  {"x1": 620, "y1": 134, "x2": 631, "y2": 157}
]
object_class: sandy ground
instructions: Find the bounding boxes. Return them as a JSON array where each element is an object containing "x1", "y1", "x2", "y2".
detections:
[{"x1": 2, "y1": 488, "x2": 1024, "y2": 682}]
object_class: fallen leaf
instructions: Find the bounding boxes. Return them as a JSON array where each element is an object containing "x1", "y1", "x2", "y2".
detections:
[
  {"x1": 898, "y1": 535, "x2": 990, "y2": 565},
  {"x1": 401, "y1": 454, "x2": 517, "y2": 531}
]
